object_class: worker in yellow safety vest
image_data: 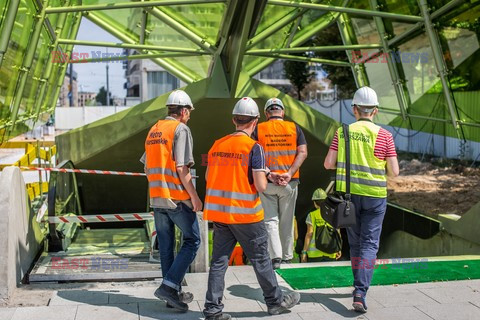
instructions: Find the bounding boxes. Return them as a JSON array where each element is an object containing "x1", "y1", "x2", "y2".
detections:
[
  {"x1": 324, "y1": 86, "x2": 399, "y2": 313},
  {"x1": 253, "y1": 97, "x2": 308, "y2": 270},
  {"x1": 202, "y1": 97, "x2": 300, "y2": 320},
  {"x1": 301, "y1": 188, "x2": 342, "y2": 262},
  {"x1": 141, "y1": 90, "x2": 202, "y2": 312}
]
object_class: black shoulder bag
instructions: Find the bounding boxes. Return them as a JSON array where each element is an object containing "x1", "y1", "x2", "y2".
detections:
[
  {"x1": 320, "y1": 123, "x2": 357, "y2": 229},
  {"x1": 315, "y1": 220, "x2": 343, "y2": 254}
]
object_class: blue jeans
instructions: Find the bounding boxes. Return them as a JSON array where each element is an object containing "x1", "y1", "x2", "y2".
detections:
[
  {"x1": 346, "y1": 195, "x2": 387, "y2": 296},
  {"x1": 154, "y1": 203, "x2": 201, "y2": 291}
]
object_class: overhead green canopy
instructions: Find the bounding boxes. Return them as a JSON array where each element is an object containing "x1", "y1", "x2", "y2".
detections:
[{"x1": 0, "y1": 0, "x2": 479, "y2": 142}]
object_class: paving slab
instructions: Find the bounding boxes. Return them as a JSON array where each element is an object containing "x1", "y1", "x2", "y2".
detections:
[
  {"x1": 107, "y1": 287, "x2": 158, "y2": 304},
  {"x1": 11, "y1": 306, "x2": 77, "y2": 320},
  {"x1": 49, "y1": 290, "x2": 109, "y2": 306},
  {"x1": 76, "y1": 303, "x2": 138, "y2": 320},
  {"x1": 0, "y1": 308, "x2": 16, "y2": 320},
  {"x1": 368, "y1": 286, "x2": 439, "y2": 308},
  {"x1": 298, "y1": 311, "x2": 366, "y2": 320},
  {"x1": 139, "y1": 301, "x2": 203, "y2": 320},
  {"x1": 418, "y1": 286, "x2": 480, "y2": 304},
  {"x1": 362, "y1": 306, "x2": 433, "y2": 320},
  {"x1": 416, "y1": 302, "x2": 480, "y2": 320}
]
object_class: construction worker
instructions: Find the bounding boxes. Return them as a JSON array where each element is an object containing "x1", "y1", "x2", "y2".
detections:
[
  {"x1": 141, "y1": 90, "x2": 202, "y2": 312},
  {"x1": 253, "y1": 97, "x2": 308, "y2": 269},
  {"x1": 203, "y1": 97, "x2": 300, "y2": 320},
  {"x1": 300, "y1": 188, "x2": 342, "y2": 263},
  {"x1": 324, "y1": 86, "x2": 399, "y2": 313}
]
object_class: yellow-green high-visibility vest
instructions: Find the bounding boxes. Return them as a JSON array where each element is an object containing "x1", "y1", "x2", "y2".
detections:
[
  {"x1": 336, "y1": 120, "x2": 387, "y2": 198},
  {"x1": 307, "y1": 209, "x2": 337, "y2": 259}
]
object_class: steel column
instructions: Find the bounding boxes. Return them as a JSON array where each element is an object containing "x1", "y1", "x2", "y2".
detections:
[
  {"x1": 337, "y1": 13, "x2": 369, "y2": 88},
  {"x1": 418, "y1": 0, "x2": 460, "y2": 131},
  {"x1": 0, "y1": 0, "x2": 20, "y2": 66},
  {"x1": 369, "y1": 0, "x2": 408, "y2": 120},
  {"x1": 268, "y1": 0, "x2": 424, "y2": 22},
  {"x1": 139, "y1": 10, "x2": 147, "y2": 45}
]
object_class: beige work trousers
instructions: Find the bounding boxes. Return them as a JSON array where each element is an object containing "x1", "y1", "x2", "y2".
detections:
[{"x1": 260, "y1": 180, "x2": 299, "y2": 260}]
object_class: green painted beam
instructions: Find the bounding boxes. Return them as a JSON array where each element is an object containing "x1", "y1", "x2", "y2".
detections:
[
  {"x1": 418, "y1": 0, "x2": 460, "y2": 133},
  {"x1": 246, "y1": 52, "x2": 351, "y2": 67},
  {"x1": 8, "y1": 0, "x2": 48, "y2": 126},
  {"x1": 68, "y1": 52, "x2": 207, "y2": 64},
  {"x1": 57, "y1": 39, "x2": 208, "y2": 54},
  {"x1": 268, "y1": 0, "x2": 424, "y2": 22},
  {"x1": 0, "y1": 0, "x2": 20, "y2": 66},
  {"x1": 45, "y1": 0, "x2": 225, "y2": 13},
  {"x1": 247, "y1": 44, "x2": 382, "y2": 54},
  {"x1": 86, "y1": 12, "x2": 199, "y2": 83},
  {"x1": 146, "y1": 7, "x2": 216, "y2": 54},
  {"x1": 246, "y1": 4, "x2": 347, "y2": 77},
  {"x1": 139, "y1": 10, "x2": 147, "y2": 45},
  {"x1": 369, "y1": 0, "x2": 408, "y2": 120},
  {"x1": 246, "y1": 6, "x2": 308, "y2": 50},
  {"x1": 381, "y1": 110, "x2": 480, "y2": 128},
  {"x1": 337, "y1": 13, "x2": 369, "y2": 88}
]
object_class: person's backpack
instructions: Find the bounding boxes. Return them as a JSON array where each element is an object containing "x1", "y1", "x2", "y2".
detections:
[{"x1": 315, "y1": 219, "x2": 342, "y2": 254}]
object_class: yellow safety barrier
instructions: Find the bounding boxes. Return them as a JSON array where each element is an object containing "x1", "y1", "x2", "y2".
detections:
[
  {"x1": 26, "y1": 182, "x2": 49, "y2": 202},
  {"x1": 0, "y1": 143, "x2": 57, "y2": 170}
]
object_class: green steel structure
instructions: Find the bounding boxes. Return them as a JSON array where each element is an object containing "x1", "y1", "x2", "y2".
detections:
[{"x1": 0, "y1": 0, "x2": 479, "y2": 141}]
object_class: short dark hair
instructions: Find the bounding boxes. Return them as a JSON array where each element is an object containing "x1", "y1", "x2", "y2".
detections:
[
  {"x1": 233, "y1": 115, "x2": 257, "y2": 125},
  {"x1": 313, "y1": 200, "x2": 323, "y2": 207},
  {"x1": 167, "y1": 105, "x2": 189, "y2": 116}
]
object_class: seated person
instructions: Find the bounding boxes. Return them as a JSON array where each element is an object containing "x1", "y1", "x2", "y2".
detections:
[{"x1": 301, "y1": 188, "x2": 342, "y2": 262}]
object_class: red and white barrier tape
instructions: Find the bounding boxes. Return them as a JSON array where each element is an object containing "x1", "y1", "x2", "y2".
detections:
[
  {"x1": 20, "y1": 166, "x2": 146, "y2": 176},
  {"x1": 48, "y1": 212, "x2": 154, "y2": 224}
]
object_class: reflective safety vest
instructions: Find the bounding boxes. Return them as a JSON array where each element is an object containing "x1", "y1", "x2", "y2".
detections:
[
  {"x1": 336, "y1": 121, "x2": 387, "y2": 198},
  {"x1": 307, "y1": 209, "x2": 336, "y2": 259},
  {"x1": 144, "y1": 119, "x2": 190, "y2": 201},
  {"x1": 203, "y1": 134, "x2": 264, "y2": 224},
  {"x1": 257, "y1": 120, "x2": 299, "y2": 178}
]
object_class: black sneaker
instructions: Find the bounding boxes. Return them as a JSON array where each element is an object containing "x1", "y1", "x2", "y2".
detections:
[
  {"x1": 205, "y1": 312, "x2": 232, "y2": 320},
  {"x1": 154, "y1": 284, "x2": 188, "y2": 312},
  {"x1": 166, "y1": 291, "x2": 194, "y2": 308},
  {"x1": 281, "y1": 259, "x2": 292, "y2": 264},
  {"x1": 352, "y1": 293, "x2": 367, "y2": 313},
  {"x1": 267, "y1": 291, "x2": 300, "y2": 315},
  {"x1": 272, "y1": 258, "x2": 282, "y2": 270}
]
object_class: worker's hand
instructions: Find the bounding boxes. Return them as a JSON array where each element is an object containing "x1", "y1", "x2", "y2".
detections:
[
  {"x1": 279, "y1": 172, "x2": 292, "y2": 185},
  {"x1": 191, "y1": 195, "x2": 203, "y2": 212},
  {"x1": 300, "y1": 253, "x2": 308, "y2": 263},
  {"x1": 335, "y1": 251, "x2": 342, "y2": 260}
]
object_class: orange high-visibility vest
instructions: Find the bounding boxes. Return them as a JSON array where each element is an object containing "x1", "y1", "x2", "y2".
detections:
[
  {"x1": 203, "y1": 134, "x2": 264, "y2": 224},
  {"x1": 145, "y1": 119, "x2": 190, "y2": 201},
  {"x1": 257, "y1": 120, "x2": 299, "y2": 179}
]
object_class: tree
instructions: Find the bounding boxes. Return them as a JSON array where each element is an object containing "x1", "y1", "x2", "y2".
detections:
[
  {"x1": 284, "y1": 56, "x2": 315, "y2": 100},
  {"x1": 312, "y1": 24, "x2": 357, "y2": 99},
  {"x1": 96, "y1": 86, "x2": 107, "y2": 105}
]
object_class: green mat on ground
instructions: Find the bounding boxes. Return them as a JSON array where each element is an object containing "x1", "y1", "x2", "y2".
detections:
[{"x1": 276, "y1": 259, "x2": 480, "y2": 290}]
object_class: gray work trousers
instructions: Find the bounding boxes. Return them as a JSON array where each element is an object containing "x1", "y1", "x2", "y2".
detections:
[
  {"x1": 260, "y1": 180, "x2": 299, "y2": 260},
  {"x1": 203, "y1": 221, "x2": 283, "y2": 317}
]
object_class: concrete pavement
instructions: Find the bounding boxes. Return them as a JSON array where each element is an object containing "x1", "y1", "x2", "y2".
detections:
[{"x1": 1, "y1": 265, "x2": 480, "y2": 319}]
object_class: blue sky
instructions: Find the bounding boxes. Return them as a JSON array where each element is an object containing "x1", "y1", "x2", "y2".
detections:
[{"x1": 72, "y1": 18, "x2": 126, "y2": 98}]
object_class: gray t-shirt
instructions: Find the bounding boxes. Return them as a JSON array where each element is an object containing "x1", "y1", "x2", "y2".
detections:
[{"x1": 141, "y1": 116, "x2": 195, "y2": 209}]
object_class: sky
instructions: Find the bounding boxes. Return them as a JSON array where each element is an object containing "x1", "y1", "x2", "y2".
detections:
[{"x1": 72, "y1": 18, "x2": 126, "y2": 98}]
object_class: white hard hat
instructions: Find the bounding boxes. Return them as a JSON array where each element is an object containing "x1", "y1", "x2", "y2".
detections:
[
  {"x1": 232, "y1": 97, "x2": 260, "y2": 117},
  {"x1": 264, "y1": 97, "x2": 285, "y2": 111},
  {"x1": 351, "y1": 86, "x2": 379, "y2": 109},
  {"x1": 166, "y1": 90, "x2": 194, "y2": 110}
]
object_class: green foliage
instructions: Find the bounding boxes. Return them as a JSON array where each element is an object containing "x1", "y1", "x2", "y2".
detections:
[
  {"x1": 312, "y1": 24, "x2": 356, "y2": 99},
  {"x1": 96, "y1": 86, "x2": 110, "y2": 106},
  {"x1": 283, "y1": 56, "x2": 315, "y2": 100}
]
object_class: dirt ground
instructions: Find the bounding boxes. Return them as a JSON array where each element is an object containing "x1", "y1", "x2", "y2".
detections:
[{"x1": 387, "y1": 158, "x2": 480, "y2": 218}]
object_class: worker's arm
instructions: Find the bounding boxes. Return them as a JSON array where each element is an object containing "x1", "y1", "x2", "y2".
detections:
[
  {"x1": 253, "y1": 171, "x2": 268, "y2": 193},
  {"x1": 177, "y1": 165, "x2": 203, "y2": 212},
  {"x1": 386, "y1": 156, "x2": 400, "y2": 177},
  {"x1": 324, "y1": 148, "x2": 338, "y2": 170},
  {"x1": 302, "y1": 223, "x2": 314, "y2": 263}
]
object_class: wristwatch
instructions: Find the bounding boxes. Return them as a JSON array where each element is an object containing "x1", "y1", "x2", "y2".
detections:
[{"x1": 265, "y1": 171, "x2": 271, "y2": 178}]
